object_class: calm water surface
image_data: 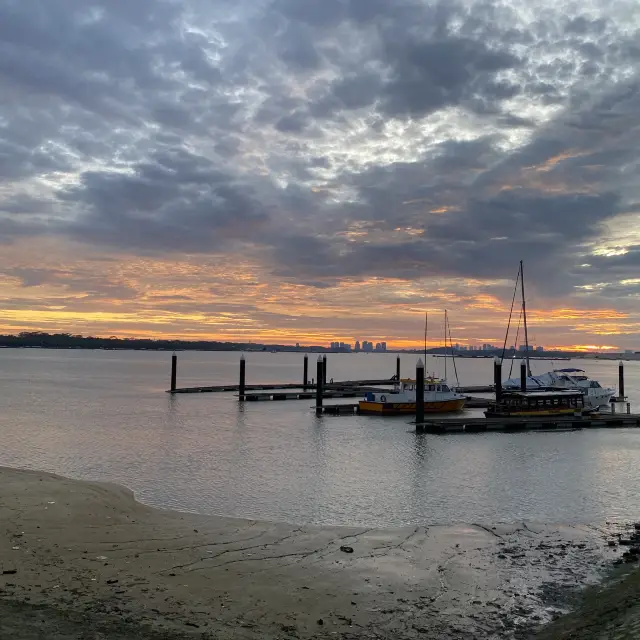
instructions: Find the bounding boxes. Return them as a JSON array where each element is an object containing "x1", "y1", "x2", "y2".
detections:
[{"x1": 1, "y1": 349, "x2": 639, "y2": 527}]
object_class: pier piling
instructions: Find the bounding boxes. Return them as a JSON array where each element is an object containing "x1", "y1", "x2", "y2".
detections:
[
  {"x1": 323, "y1": 355, "x2": 327, "y2": 385},
  {"x1": 494, "y1": 357, "x2": 502, "y2": 403},
  {"x1": 303, "y1": 354, "x2": 308, "y2": 389},
  {"x1": 416, "y1": 358, "x2": 425, "y2": 431},
  {"x1": 170, "y1": 352, "x2": 177, "y2": 392},
  {"x1": 396, "y1": 355, "x2": 401, "y2": 381},
  {"x1": 520, "y1": 359, "x2": 527, "y2": 392},
  {"x1": 316, "y1": 356, "x2": 324, "y2": 415},
  {"x1": 619, "y1": 361, "x2": 625, "y2": 399},
  {"x1": 239, "y1": 355, "x2": 246, "y2": 401}
]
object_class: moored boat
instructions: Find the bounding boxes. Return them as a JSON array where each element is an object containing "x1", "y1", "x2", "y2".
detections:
[
  {"x1": 359, "y1": 377, "x2": 466, "y2": 415},
  {"x1": 485, "y1": 389, "x2": 586, "y2": 418},
  {"x1": 503, "y1": 368, "x2": 614, "y2": 409}
]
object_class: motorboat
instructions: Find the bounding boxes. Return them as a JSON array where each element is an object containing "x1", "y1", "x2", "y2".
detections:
[
  {"x1": 503, "y1": 368, "x2": 614, "y2": 409},
  {"x1": 359, "y1": 377, "x2": 466, "y2": 415},
  {"x1": 485, "y1": 389, "x2": 587, "y2": 418}
]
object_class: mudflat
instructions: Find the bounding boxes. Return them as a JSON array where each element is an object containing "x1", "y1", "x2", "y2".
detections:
[{"x1": 0, "y1": 466, "x2": 630, "y2": 639}]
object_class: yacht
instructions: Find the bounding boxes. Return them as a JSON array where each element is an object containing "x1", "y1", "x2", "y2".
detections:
[
  {"x1": 503, "y1": 368, "x2": 614, "y2": 409},
  {"x1": 359, "y1": 377, "x2": 466, "y2": 415}
]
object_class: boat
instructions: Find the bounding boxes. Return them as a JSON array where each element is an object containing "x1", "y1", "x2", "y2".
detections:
[
  {"x1": 503, "y1": 368, "x2": 614, "y2": 409},
  {"x1": 358, "y1": 377, "x2": 466, "y2": 415},
  {"x1": 485, "y1": 389, "x2": 586, "y2": 418},
  {"x1": 498, "y1": 261, "x2": 614, "y2": 409}
]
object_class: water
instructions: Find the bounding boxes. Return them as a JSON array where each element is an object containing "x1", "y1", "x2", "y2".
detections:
[{"x1": 1, "y1": 348, "x2": 639, "y2": 527}]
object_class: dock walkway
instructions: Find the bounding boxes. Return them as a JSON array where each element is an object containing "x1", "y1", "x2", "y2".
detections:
[
  {"x1": 414, "y1": 414, "x2": 640, "y2": 433},
  {"x1": 169, "y1": 379, "x2": 395, "y2": 394}
]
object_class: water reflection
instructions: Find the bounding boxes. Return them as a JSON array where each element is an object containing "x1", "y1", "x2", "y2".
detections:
[{"x1": 1, "y1": 349, "x2": 640, "y2": 526}]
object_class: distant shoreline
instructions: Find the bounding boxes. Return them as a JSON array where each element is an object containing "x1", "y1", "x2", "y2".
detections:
[{"x1": 0, "y1": 333, "x2": 634, "y2": 359}]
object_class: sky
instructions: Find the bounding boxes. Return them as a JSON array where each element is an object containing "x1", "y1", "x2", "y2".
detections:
[{"x1": 1, "y1": 0, "x2": 640, "y2": 349}]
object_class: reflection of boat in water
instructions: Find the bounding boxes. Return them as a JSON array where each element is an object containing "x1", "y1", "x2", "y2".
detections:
[
  {"x1": 485, "y1": 390, "x2": 586, "y2": 418},
  {"x1": 503, "y1": 368, "x2": 614, "y2": 409},
  {"x1": 359, "y1": 377, "x2": 466, "y2": 415}
]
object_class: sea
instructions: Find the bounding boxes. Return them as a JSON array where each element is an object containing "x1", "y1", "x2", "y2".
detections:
[{"x1": 1, "y1": 348, "x2": 639, "y2": 527}]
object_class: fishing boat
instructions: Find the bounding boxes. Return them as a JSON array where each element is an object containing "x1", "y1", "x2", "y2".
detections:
[
  {"x1": 503, "y1": 368, "x2": 614, "y2": 409},
  {"x1": 359, "y1": 377, "x2": 466, "y2": 415},
  {"x1": 485, "y1": 389, "x2": 586, "y2": 418}
]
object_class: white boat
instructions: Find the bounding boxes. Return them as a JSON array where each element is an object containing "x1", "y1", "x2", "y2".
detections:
[
  {"x1": 503, "y1": 367, "x2": 614, "y2": 409},
  {"x1": 359, "y1": 377, "x2": 466, "y2": 415}
]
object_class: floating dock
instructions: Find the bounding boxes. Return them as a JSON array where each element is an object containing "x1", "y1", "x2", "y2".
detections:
[
  {"x1": 414, "y1": 413, "x2": 640, "y2": 433},
  {"x1": 169, "y1": 379, "x2": 394, "y2": 394}
]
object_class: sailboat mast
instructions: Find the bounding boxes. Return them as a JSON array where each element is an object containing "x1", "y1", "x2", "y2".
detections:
[
  {"x1": 520, "y1": 260, "x2": 531, "y2": 376},
  {"x1": 443, "y1": 310, "x2": 448, "y2": 381},
  {"x1": 424, "y1": 311, "x2": 428, "y2": 369}
]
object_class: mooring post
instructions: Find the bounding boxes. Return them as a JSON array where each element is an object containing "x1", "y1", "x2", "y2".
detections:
[
  {"x1": 494, "y1": 357, "x2": 502, "y2": 404},
  {"x1": 520, "y1": 359, "x2": 527, "y2": 392},
  {"x1": 396, "y1": 355, "x2": 401, "y2": 381},
  {"x1": 316, "y1": 356, "x2": 324, "y2": 415},
  {"x1": 627, "y1": 402, "x2": 631, "y2": 415},
  {"x1": 239, "y1": 354, "x2": 246, "y2": 402},
  {"x1": 323, "y1": 355, "x2": 327, "y2": 385},
  {"x1": 303, "y1": 354, "x2": 309, "y2": 389},
  {"x1": 170, "y1": 352, "x2": 177, "y2": 392},
  {"x1": 416, "y1": 358, "x2": 425, "y2": 431},
  {"x1": 619, "y1": 361, "x2": 625, "y2": 400},
  {"x1": 611, "y1": 401, "x2": 616, "y2": 415}
]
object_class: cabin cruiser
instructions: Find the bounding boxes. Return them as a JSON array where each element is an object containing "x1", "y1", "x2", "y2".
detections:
[
  {"x1": 359, "y1": 377, "x2": 466, "y2": 415},
  {"x1": 485, "y1": 389, "x2": 587, "y2": 418},
  {"x1": 503, "y1": 368, "x2": 614, "y2": 409}
]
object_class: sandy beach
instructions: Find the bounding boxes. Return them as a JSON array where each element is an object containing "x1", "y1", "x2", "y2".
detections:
[{"x1": 0, "y1": 466, "x2": 635, "y2": 639}]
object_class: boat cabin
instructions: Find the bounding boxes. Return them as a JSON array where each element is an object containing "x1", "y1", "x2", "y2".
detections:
[
  {"x1": 486, "y1": 390, "x2": 585, "y2": 417},
  {"x1": 398, "y1": 378, "x2": 452, "y2": 393}
]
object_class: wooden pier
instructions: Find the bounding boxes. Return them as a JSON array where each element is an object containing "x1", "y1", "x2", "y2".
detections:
[
  {"x1": 414, "y1": 413, "x2": 640, "y2": 434},
  {"x1": 244, "y1": 390, "x2": 363, "y2": 401},
  {"x1": 169, "y1": 379, "x2": 395, "y2": 394}
]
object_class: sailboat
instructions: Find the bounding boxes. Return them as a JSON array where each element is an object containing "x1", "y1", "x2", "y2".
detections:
[
  {"x1": 498, "y1": 261, "x2": 614, "y2": 409},
  {"x1": 358, "y1": 311, "x2": 466, "y2": 415}
]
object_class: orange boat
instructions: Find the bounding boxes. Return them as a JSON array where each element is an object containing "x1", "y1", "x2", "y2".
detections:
[{"x1": 358, "y1": 378, "x2": 466, "y2": 416}]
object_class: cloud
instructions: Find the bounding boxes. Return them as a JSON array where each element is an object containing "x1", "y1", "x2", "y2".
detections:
[{"x1": 1, "y1": 0, "x2": 640, "y2": 344}]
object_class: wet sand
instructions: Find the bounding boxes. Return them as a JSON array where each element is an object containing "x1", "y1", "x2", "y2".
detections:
[{"x1": 0, "y1": 466, "x2": 631, "y2": 639}]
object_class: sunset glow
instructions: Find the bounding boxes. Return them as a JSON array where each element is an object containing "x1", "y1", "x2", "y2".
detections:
[{"x1": 1, "y1": 1, "x2": 639, "y2": 350}]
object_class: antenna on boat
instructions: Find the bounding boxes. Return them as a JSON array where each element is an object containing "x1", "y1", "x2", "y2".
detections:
[{"x1": 520, "y1": 260, "x2": 532, "y2": 377}]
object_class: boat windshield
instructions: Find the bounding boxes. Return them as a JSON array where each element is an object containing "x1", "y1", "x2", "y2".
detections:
[
  {"x1": 441, "y1": 384, "x2": 450, "y2": 392},
  {"x1": 589, "y1": 381, "x2": 602, "y2": 388}
]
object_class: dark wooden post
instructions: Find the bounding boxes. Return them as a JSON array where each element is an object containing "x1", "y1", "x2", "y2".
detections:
[
  {"x1": 170, "y1": 352, "x2": 177, "y2": 392},
  {"x1": 619, "y1": 361, "x2": 625, "y2": 399},
  {"x1": 396, "y1": 355, "x2": 401, "y2": 381},
  {"x1": 520, "y1": 359, "x2": 527, "y2": 392},
  {"x1": 323, "y1": 355, "x2": 327, "y2": 385},
  {"x1": 494, "y1": 357, "x2": 502, "y2": 404},
  {"x1": 316, "y1": 356, "x2": 324, "y2": 414},
  {"x1": 239, "y1": 355, "x2": 246, "y2": 401},
  {"x1": 303, "y1": 354, "x2": 309, "y2": 389},
  {"x1": 415, "y1": 358, "x2": 425, "y2": 431}
]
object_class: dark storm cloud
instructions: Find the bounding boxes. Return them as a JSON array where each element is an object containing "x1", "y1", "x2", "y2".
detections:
[
  {"x1": 269, "y1": 69, "x2": 640, "y2": 292},
  {"x1": 58, "y1": 148, "x2": 270, "y2": 253}
]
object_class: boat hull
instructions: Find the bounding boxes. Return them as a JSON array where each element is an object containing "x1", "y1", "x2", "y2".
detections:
[{"x1": 359, "y1": 398, "x2": 466, "y2": 415}]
